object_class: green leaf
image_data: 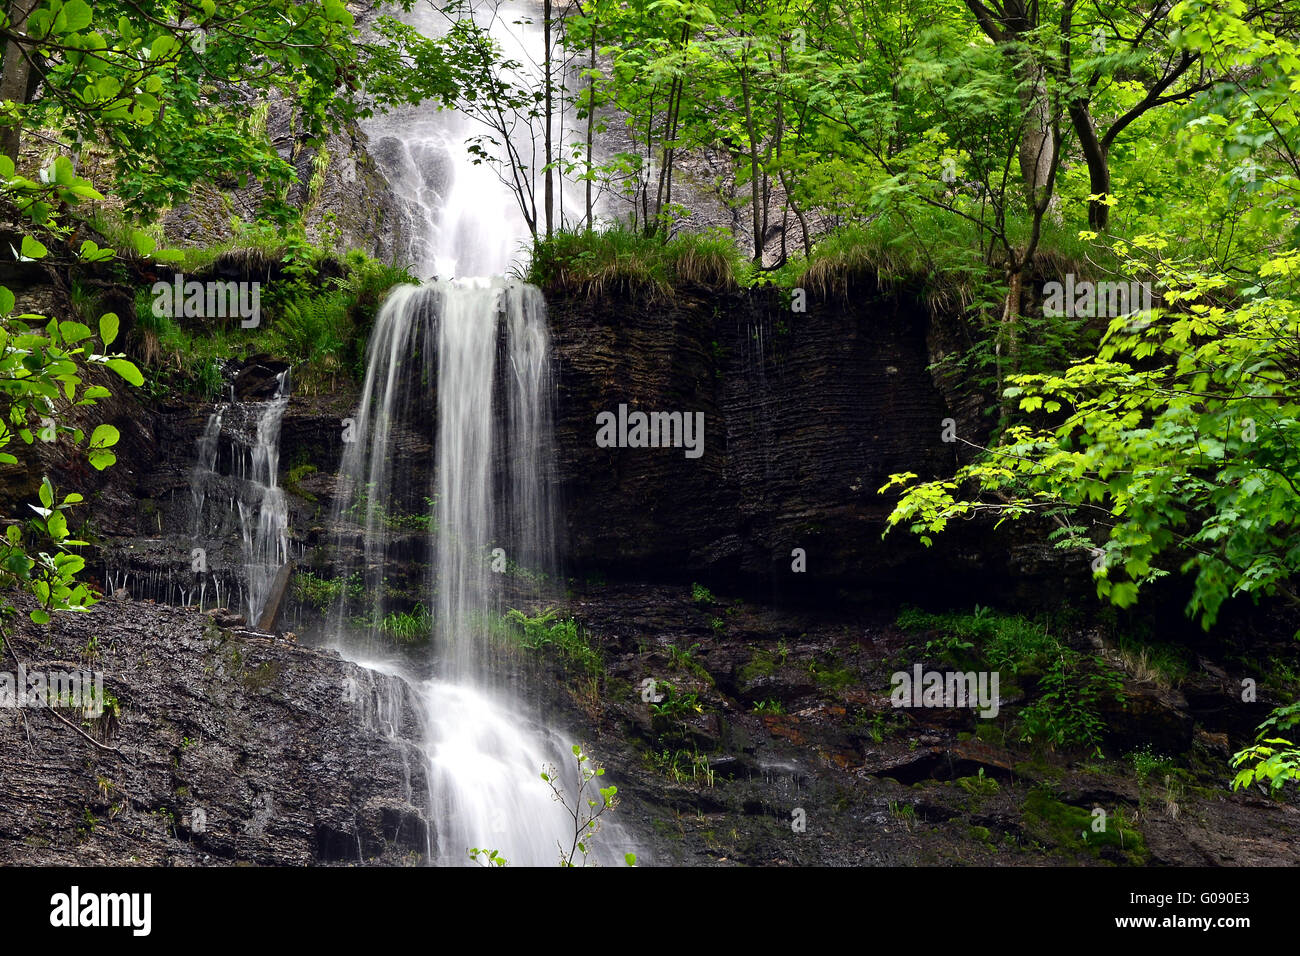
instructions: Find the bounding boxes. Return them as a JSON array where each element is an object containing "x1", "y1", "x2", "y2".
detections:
[
  {"x1": 99, "y1": 312, "x2": 119, "y2": 346},
  {"x1": 30, "y1": 608, "x2": 50, "y2": 625},
  {"x1": 59, "y1": 321, "x2": 93, "y2": 343},
  {"x1": 63, "y1": 0, "x2": 92, "y2": 31},
  {"x1": 52, "y1": 155, "x2": 75, "y2": 186},
  {"x1": 89, "y1": 423, "x2": 120, "y2": 449},
  {"x1": 38, "y1": 478, "x2": 53, "y2": 509},
  {"x1": 0, "y1": 286, "x2": 13, "y2": 315},
  {"x1": 131, "y1": 231, "x2": 156, "y2": 256},
  {"x1": 88, "y1": 448, "x2": 116, "y2": 471},
  {"x1": 20, "y1": 236, "x2": 47, "y2": 260},
  {"x1": 105, "y1": 358, "x2": 143, "y2": 386}
]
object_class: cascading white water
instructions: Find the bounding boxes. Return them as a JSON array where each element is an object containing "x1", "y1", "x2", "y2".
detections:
[
  {"x1": 363, "y1": 0, "x2": 589, "y2": 279},
  {"x1": 188, "y1": 371, "x2": 292, "y2": 625},
  {"x1": 333, "y1": 279, "x2": 631, "y2": 866},
  {"x1": 237, "y1": 371, "x2": 291, "y2": 624},
  {"x1": 325, "y1": 0, "x2": 639, "y2": 866}
]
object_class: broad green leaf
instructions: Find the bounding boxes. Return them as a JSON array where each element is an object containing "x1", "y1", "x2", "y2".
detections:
[
  {"x1": 105, "y1": 358, "x2": 143, "y2": 386},
  {"x1": 20, "y1": 236, "x2": 47, "y2": 260},
  {"x1": 99, "y1": 312, "x2": 119, "y2": 346},
  {"x1": 89, "y1": 424, "x2": 120, "y2": 449}
]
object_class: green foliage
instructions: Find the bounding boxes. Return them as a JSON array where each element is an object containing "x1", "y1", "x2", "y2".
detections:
[
  {"x1": 0, "y1": 266, "x2": 139, "y2": 621},
  {"x1": 647, "y1": 747, "x2": 715, "y2": 786},
  {"x1": 649, "y1": 681, "x2": 704, "y2": 723},
  {"x1": 691, "y1": 582, "x2": 715, "y2": 605},
  {"x1": 884, "y1": 245, "x2": 1300, "y2": 632},
  {"x1": 1231, "y1": 701, "x2": 1300, "y2": 794},
  {"x1": 265, "y1": 292, "x2": 350, "y2": 390},
  {"x1": 342, "y1": 484, "x2": 437, "y2": 533},
  {"x1": 1, "y1": 0, "x2": 473, "y2": 226},
  {"x1": 1128, "y1": 744, "x2": 1175, "y2": 785},
  {"x1": 505, "y1": 607, "x2": 602, "y2": 676},
  {"x1": 380, "y1": 604, "x2": 433, "y2": 644},
  {"x1": 540, "y1": 743, "x2": 628, "y2": 867},
  {"x1": 897, "y1": 605, "x2": 1059, "y2": 677},
  {"x1": 128, "y1": 246, "x2": 411, "y2": 397},
  {"x1": 467, "y1": 847, "x2": 508, "y2": 867},
  {"x1": 291, "y1": 570, "x2": 363, "y2": 611},
  {"x1": 752, "y1": 698, "x2": 783, "y2": 714},
  {"x1": 666, "y1": 642, "x2": 711, "y2": 682},
  {"x1": 524, "y1": 227, "x2": 745, "y2": 298},
  {"x1": 1016, "y1": 651, "x2": 1124, "y2": 754}
]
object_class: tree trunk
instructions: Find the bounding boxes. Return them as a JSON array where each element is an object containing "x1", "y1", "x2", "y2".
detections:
[
  {"x1": 543, "y1": 0, "x2": 554, "y2": 238},
  {"x1": 0, "y1": 0, "x2": 39, "y2": 163},
  {"x1": 739, "y1": 59, "x2": 762, "y2": 266},
  {"x1": 1017, "y1": 62, "x2": 1056, "y2": 215},
  {"x1": 1068, "y1": 99, "x2": 1110, "y2": 230},
  {"x1": 585, "y1": 16, "x2": 596, "y2": 227}
]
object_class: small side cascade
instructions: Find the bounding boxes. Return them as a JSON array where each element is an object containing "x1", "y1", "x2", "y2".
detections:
[
  {"x1": 187, "y1": 368, "x2": 293, "y2": 626},
  {"x1": 237, "y1": 370, "x2": 291, "y2": 625}
]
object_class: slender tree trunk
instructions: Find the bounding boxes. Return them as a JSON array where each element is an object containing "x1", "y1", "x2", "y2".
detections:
[
  {"x1": 0, "y1": 0, "x2": 39, "y2": 163},
  {"x1": 739, "y1": 56, "x2": 762, "y2": 266},
  {"x1": 1017, "y1": 62, "x2": 1056, "y2": 215},
  {"x1": 585, "y1": 14, "x2": 597, "y2": 227},
  {"x1": 1068, "y1": 99, "x2": 1110, "y2": 229},
  {"x1": 543, "y1": 0, "x2": 554, "y2": 238}
]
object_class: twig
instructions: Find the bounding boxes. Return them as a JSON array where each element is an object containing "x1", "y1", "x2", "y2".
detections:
[
  {"x1": 2, "y1": 625, "x2": 34, "y2": 751},
  {"x1": 2, "y1": 620, "x2": 132, "y2": 763}
]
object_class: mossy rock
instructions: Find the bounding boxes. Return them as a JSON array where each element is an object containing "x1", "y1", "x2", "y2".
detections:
[
  {"x1": 738, "y1": 649, "x2": 777, "y2": 684},
  {"x1": 1021, "y1": 788, "x2": 1148, "y2": 865},
  {"x1": 974, "y1": 723, "x2": 1006, "y2": 746}
]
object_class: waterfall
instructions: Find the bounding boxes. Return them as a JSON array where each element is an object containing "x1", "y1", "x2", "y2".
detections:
[
  {"x1": 320, "y1": 0, "x2": 638, "y2": 866},
  {"x1": 237, "y1": 371, "x2": 291, "y2": 624},
  {"x1": 331, "y1": 279, "x2": 625, "y2": 866},
  {"x1": 188, "y1": 370, "x2": 292, "y2": 626}
]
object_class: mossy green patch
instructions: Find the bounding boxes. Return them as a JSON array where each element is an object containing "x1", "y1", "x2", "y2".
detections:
[
  {"x1": 739, "y1": 648, "x2": 777, "y2": 684},
  {"x1": 1021, "y1": 788, "x2": 1148, "y2": 864}
]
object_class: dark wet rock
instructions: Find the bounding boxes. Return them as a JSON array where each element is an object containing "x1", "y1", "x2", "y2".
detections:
[
  {"x1": 207, "y1": 607, "x2": 246, "y2": 628},
  {"x1": 0, "y1": 591, "x2": 431, "y2": 866},
  {"x1": 1099, "y1": 682, "x2": 1195, "y2": 754},
  {"x1": 536, "y1": 582, "x2": 1300, "y2": 866},
  {"x1": 232, "y1": 357, "x2": 292, "y2": 401}
]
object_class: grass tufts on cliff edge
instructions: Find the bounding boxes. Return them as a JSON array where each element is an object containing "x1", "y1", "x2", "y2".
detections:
[{"x1": 524, "y1": 227, "x2": 744, "y2": 299}]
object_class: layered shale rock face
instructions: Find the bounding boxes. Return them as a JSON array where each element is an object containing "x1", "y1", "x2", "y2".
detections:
[
  {"x1": 0, "y1": 594, "x2": 431, "y2": 866},
  {"x1": 68, "y1": 276, "x2": 1078, "y2": 610},
  {"x1": 548, "y1": 279, "x2": 1057, "y2": 603}
]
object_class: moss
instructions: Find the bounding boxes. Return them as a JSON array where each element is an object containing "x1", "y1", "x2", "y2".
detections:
[
  {"x1": 1021, "y1": 788, "x2": 1148, "y2": 864},
  {"x1": 967, "y1": 824, "x2": 993, "y2": 843},
  {"x1": 285, "y1": 463, "x2": 318, "y2": 501},
  {"x1": 812, "y1": 661, "x2": 855, "y2": 691},
  {"x1": 739, "y1": 648, "x2": 778, "y2": 684},
  {"x1": 242, "y1": 660, "x2": 282, "y2": 692},
  {"x1": 975, "y1": 723, "x2": 1006, "y2": 746}
]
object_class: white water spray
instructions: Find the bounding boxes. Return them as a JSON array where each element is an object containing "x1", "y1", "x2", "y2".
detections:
[{"x1": 333, "y1": 279, "x2": 631, "y2": 865}]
